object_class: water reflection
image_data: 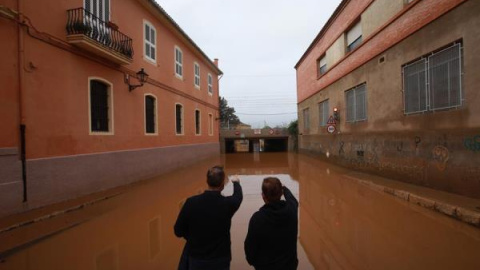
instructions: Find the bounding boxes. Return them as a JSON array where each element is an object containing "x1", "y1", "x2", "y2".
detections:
[
  {"x1": 296, "y1": 154, "x2": 480, "y2": 270},
  {"x1": 1, "y1": 153, "x2": 479, "y2": 270},
  {"x1": 0, "y1": 157, "x2": 221, "y2": 270}
]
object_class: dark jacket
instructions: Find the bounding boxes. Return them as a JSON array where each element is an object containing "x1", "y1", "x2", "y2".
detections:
[
  {"x1": 244, "y1": 186, "x2": 299, "y2": 270},
  {"x1": 174, "y1": 182, "x2": 243, "y2": 260}
]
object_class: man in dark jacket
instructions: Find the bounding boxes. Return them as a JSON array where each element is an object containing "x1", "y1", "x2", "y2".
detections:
[
  {"x1": 174, "y1": 166, "x2": 243, "y2": 270},
  {"x1": 244, "y1": 177, "x2": 299, "y2": 270}
]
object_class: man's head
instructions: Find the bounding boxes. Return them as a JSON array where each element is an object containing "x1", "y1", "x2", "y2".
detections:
[
  {"x1": 262, "y1": 177, "x2": 283, "y2": 203},
  {"x1": 207, "y1": 166, "x2": 225, "y2": 189}
]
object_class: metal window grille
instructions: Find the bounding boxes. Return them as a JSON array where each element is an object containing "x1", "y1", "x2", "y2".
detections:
[
  {"x1": 145, "y1": 96, "x2": 155, "y2": 134},
  {"x1": 303, "y1": 108, "x2": 310, "y2": 131},
  {"x1": 403, "y1": 58, "x2": 427, "y2": 114},
  {"x1": 90, "y1": 81, "x2": 109, "y2": 132},
  {"x1": 346, "y1": 83, "x2": 367, "y2": 122},
  {"x1": 403, "y1": 43, "x2": 462, "y2": 114},
  {"x1": 318, "y1": 100, "x2": 329, "y2": 126},
  {"x1": 195, "y1": 110, "x2": 201, "y2": 134},
  {"x1": 176, "y1": 104, "x2": 183, "y2": 134},
  {"x1": 429, "y1": 43, "x2": 462, "y2": 110}
]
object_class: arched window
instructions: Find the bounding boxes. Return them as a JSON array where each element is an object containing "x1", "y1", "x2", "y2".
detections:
[
  {"x1": 145, "y1": 95, "x2": 157, "y2": 134},
  {"x1": 89, "y1": 79, "x2": 113, "y2": 133},
  {"x1": 195, "y1": 109, "x2": 201, "y2": 135},
  {"x1": 175, "y1": 104, "x2": 184, "y2": 135}
]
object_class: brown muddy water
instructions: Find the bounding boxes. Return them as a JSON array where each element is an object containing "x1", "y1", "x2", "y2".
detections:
[{"x1": 1, "y1": 153, "x2": 479, "y2": 270}]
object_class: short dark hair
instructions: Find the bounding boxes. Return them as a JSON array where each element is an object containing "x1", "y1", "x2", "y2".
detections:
[
  {"x1": 262, "y1": 177, "x2": 283, "y2": 202},
  {"x1": 207, "y1": 166, "x2": 225, "y2": 187}
]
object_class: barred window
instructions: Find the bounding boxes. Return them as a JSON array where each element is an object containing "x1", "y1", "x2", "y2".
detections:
[
  {"x1": 303, "y1": 108, "x2": 310, "y2": 132},
  {"x1": 195, "y1": 110, "x2": 201, "y2": 135},
  {"x1": 175, "y1": 47, "x2": 183, "y2": 78},
  {"x1": 194, "y1": 63, "x2": 200, "y2": 88},
  {"x1": 318, "y1": 99, "x2": 329, "y2": 126},
  {"x1": 403, "y1": 43, "x2": 462, "y2": 114},
  {"x1": 345, "y1": 83, "x2": 367, "y2": 122},
  {"x1": 175, "y1": 104, "x2": 183, "y2": 135},
  {"x1": 144, "y1": 21, "x2": 156, "y2": 62},
  {"x1": 90, "y1": 80, "x2": 111, "y2": 132},
  {"x1": 145, "y1": 95, "x2": 156, "y2": 134}
]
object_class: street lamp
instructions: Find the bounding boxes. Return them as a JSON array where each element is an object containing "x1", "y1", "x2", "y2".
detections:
[{"x1": 125, "y1": 68, "x2": 149, "y2": 91}]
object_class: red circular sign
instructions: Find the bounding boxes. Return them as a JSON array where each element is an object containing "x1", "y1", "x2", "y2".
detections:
[{"x1": 327, "y1": 125, "x2": 336, "y2": 134}]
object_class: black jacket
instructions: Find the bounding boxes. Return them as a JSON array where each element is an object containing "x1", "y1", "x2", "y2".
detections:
[
  {"x1": 174, "y1": 182, "x2": 243, "y2": 260},
  {"x1": 245, "y1": 186, "x2": 299, "y2": 270}
]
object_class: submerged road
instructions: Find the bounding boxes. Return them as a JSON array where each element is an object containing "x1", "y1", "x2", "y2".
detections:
[{"x1": 0, "y1": 153, "x2": 479, "y2": 269}]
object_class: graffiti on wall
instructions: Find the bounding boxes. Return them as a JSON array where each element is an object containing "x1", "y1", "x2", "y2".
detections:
[
  {"x1": 464, "y1": 135, "x2": 480, "y2": 152},
  {"x1": 432, "y1": 145, "x2": 449, "y2": 172}
]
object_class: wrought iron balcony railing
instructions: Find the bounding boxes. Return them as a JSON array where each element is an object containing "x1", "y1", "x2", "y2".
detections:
[{"x1": 66, "y1": 8, "x2": 133, "y2": 60}]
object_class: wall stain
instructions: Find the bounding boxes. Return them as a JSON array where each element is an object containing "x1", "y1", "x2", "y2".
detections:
[
  {"x1": 464, "y1": 135, "x2": 480, "y2": 152},
  {"x1": 339, "y1": 141, "x2": 345, "y2": 156},
  {"x1": 432, "y1": 145, "x2": 449, "y2": 172}
]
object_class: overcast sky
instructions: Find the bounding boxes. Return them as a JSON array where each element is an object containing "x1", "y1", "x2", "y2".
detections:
[{"x1": 156, "y1": 0, "x2": 342, "y2": 128}]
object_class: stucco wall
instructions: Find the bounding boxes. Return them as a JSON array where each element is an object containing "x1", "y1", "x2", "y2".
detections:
[{"x1": 0, "y1": 142, "x2": 219, "y2": 218}]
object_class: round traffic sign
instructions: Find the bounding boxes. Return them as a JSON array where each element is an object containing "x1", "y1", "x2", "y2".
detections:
[{"x1": 327, "y1": 125, "x2": 336, "y2": 134}]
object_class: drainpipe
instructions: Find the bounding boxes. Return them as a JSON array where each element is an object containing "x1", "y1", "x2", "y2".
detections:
[{"x1": 17, "y1": 0, "x2": 27, "y2": 202}]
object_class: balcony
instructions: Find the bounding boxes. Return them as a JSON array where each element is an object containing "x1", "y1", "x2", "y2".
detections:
[{"x1": 66, "y1": 8, "x2": 133, "y2": 65}]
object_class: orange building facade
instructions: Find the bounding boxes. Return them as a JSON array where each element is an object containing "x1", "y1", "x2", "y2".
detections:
[
  {"x1": 0, "y1": 0, "x2": 222, "y2": 217},
  {"x1": 295, "y1": 0, "x2": 480, "y2": 198}
]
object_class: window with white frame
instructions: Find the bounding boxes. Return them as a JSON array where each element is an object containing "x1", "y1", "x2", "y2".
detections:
[
  {"x1": 175, "y1": 47, "x2": 183, "y2": 78},
  {"x1": 303, "y1": 108, "x2": 310, "y2": 132},
  {"x1": 175, "y1": 104, "x2": 183, "y2": 135},
  {"x1": 144, "y1": 21, "x2": 156, "y2": 63},
  {"x1": 345, "y1": 83, "x2": 367, "y2": 122},
  {"x1": 403, "y1": 43, "x2": 462, "y2": 114},
  {"x1": 318, "y1": 99, "x2": 329, "y2": 126},
  {"x1": 346, "y1": 20, "x2": 362, "y2": 52},
  {"x1": 208, "y1": 74, "x2": 213, "y2": 95},
  {"x1": 145, "y1": 95, "x2": 156, "y2": 134},
  {"x1": 84, "y1": 0, "x2": 110, "y2": 22},
  {"x1": 208, "y1": 113, "x2": 213, "y2": 136},
  {"x1": 194, "y1": 63, "x2": 200, "y2": 88},
  {"x1": 195, "y1": 109, "x2": 201, "y2": 135},
  {"x1": 89, "y1": 79, "x2": 113, "y2": 133},
  {"x1": 318, "y1": 55, "x2": 327, "y2": 76}
]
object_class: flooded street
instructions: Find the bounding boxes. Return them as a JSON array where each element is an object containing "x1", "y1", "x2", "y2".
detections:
[{"x1": 1, "y1": 153, "x2": 480, "y2": 270}]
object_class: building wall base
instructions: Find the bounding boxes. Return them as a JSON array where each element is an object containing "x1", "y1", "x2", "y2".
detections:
[{"x1": 299, "y1": 130, "x2": 480, "y2": 199}]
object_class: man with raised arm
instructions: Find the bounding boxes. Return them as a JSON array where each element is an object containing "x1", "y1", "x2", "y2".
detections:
[
  {"x1": 174, "y1": 166, "x2": 243, "y2": 270},
  {"x1": 245, "y1": 177, "x2": 299, "y2": 270}
]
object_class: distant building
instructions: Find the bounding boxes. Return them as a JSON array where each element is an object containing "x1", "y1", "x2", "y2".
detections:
[
  {"x1": 295, "y1": 0, "x2": 480, "y2": 198},
  {"x1": 0, "y1": 0, "x2": 222, "y2": 217},
  {"x1": 235, "y1": 123, "x2": 252, "y2": 130}
]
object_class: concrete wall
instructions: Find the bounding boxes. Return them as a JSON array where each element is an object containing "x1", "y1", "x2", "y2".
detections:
[{"x1": 297, "y1": 0, "x2": 480, "y2": 198}]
